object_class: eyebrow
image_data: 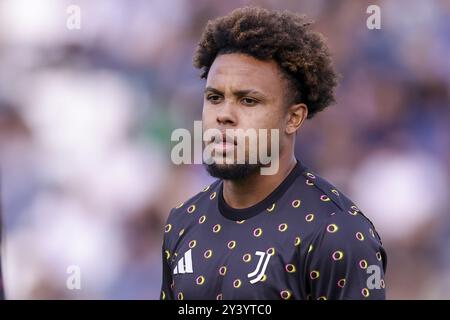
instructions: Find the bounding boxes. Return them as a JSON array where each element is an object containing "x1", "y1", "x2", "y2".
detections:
[{"x1": 204, "y1": 86, "x2": 268, "y2": 100}]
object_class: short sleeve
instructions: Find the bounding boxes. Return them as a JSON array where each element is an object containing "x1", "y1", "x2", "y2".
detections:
[{"x1": 304, "y1": 212, "x2": 387, "y2": 300}]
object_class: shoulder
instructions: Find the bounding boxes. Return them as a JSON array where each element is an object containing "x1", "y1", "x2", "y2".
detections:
[
  {"x1": 163, "y1": 179, "x2": 221, "y2": 237},
  {"x1": 297, "y1": 166, "x2": 383, "y2": 244},
  {"x1": 295, "y1": 166, "x2": 387, "y2": 272}
]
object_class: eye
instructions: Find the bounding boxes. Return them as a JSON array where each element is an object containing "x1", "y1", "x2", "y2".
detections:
[
  {"x1": 206, "y1": 94, "x2": 223, "y2": 104},
  {"x1": 241, "y1": 97, "x2": 258, "y2": 106}
]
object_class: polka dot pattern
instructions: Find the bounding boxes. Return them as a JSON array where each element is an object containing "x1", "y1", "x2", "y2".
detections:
[{"x1": 161, "y1": 169, "x2": 386, "y2": 301}]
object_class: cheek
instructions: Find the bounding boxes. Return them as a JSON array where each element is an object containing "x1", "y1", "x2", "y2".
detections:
[
  {"x1": 202, "y1": 104, "x2": 215, "y2": 126},
  {"x1": 238, "y1": 117, "x2": 282, "y2": 156},
  {"x1": 242, "y1": 107, "x2": 276, "y2": 128},
  {"x1": 243, "y1": 109, "x2": 284, "y2": 136}
]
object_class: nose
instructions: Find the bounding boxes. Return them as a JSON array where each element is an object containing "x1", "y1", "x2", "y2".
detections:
[{"x1": 216, "y1": 101, "x2": 237, "y2": 126}]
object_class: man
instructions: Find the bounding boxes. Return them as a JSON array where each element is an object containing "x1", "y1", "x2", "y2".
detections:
[{"x1": 161, "y1": 7, "x2": 386, "y2": 300}]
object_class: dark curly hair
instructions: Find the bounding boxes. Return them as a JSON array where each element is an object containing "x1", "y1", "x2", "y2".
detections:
[{"x1": 193, "y1": 7, "x2": 338, "y2": 119}]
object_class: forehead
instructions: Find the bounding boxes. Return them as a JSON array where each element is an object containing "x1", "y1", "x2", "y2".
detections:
[{"x1": 206, "y1": 53, "x2": 285, "y2": 95}]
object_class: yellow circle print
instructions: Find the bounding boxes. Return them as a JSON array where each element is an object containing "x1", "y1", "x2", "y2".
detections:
[
  {"x1": 292, "y1": 199, "x2": 301, "y2": 208},
  {"x1": 326, "y1": 224, "x2": 339, "y2": 233},
  {"x1": 204, "y1": 249, "x2": 213, "y2": 259},
  {"x1": 227, "y1": 240, "x2": 236, "y2": 249},
  {"x1": 213, "y1": 224, "x2": 221, "y2": 233},
  {"x1": 187, "y1": 205, "x2": 196, "y2": 213},
  {"x1": 196, "y1": 276, "x2": 205, "y2": 285},
  {"x1": 285, "y1": 264, "x2": 296, "y2": 273},
  {"x1": 280, "y1": 290, "x2": 292, "y2": 300},
  {"x1": 253, "y1": 228, "x2": 263, "y2": 237},
  {"x1": 310, "y1": 270, "x2": 320, "y2": 280},
  {"x1": 189, "y1": 240, "x2": 197, "y2": 248}
]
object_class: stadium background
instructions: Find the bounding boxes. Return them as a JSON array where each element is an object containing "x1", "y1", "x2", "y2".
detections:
[{"x1": 0, "y1": 0, "x2": 449, "y2": 299}]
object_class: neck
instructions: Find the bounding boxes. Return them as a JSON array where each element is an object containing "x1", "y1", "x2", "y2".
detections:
[{"x1": 222, "y1": 153, "x2": 297, "y2": 209}]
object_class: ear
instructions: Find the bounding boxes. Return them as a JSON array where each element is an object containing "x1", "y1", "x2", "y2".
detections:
[{"x1": 285, "y1": 103, "x2": 308, "y2": 135}]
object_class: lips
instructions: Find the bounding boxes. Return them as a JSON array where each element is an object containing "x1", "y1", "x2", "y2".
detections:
[
  {"x1": 210, "y1": 132, "x2": 237, "y2": 146},
  {"x1": 208, "y1": 132, "x2": 237, "y2": 155}
]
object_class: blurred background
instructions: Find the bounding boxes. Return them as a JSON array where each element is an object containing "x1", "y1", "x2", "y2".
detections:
[{"x1": 0, "y1": 0, "x2": 449, "y2": 299}]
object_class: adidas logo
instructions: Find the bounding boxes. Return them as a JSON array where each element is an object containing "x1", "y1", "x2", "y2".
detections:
[{"x1": 173, "y1": 249, "x2": 193, "y2": 274}]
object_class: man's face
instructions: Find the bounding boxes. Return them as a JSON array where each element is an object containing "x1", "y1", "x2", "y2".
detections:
[{"x1": 202, "y1": 53, "x2": 289, "y2": 180}]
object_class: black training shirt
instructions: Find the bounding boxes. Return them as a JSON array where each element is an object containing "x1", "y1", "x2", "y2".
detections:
[{"x1": 160, "y1": 160, "x2": 387, "y2": 300}]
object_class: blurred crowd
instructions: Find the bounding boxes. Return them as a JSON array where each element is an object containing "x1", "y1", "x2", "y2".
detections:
[{"x1": 0, "y1": 0, "x2": 449, "y2": 299}]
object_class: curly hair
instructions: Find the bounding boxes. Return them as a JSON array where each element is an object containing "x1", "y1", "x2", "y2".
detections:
[{"x1": 193, "y1": 7, "x2": 338, "y2": 119}]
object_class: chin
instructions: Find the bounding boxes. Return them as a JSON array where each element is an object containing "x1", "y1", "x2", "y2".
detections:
[{"x1": 204, "y1": 162, "x2": 261, "y2": 181}]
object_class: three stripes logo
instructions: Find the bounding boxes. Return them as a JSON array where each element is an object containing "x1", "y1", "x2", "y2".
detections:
[
  {"x1": 173, "y1": 249, "x2": 272, "y2": 282},
  {"x1": 173, "y1": 249, "x2": 193, "y2": 274},
  {"x1": 248, "y1": 251, "x2": 271, "y2": 284}
]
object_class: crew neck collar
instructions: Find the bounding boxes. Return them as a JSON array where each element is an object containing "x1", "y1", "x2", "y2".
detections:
[{"x1": 218, "y1": 159, "x2": 307, "y2": 221}]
